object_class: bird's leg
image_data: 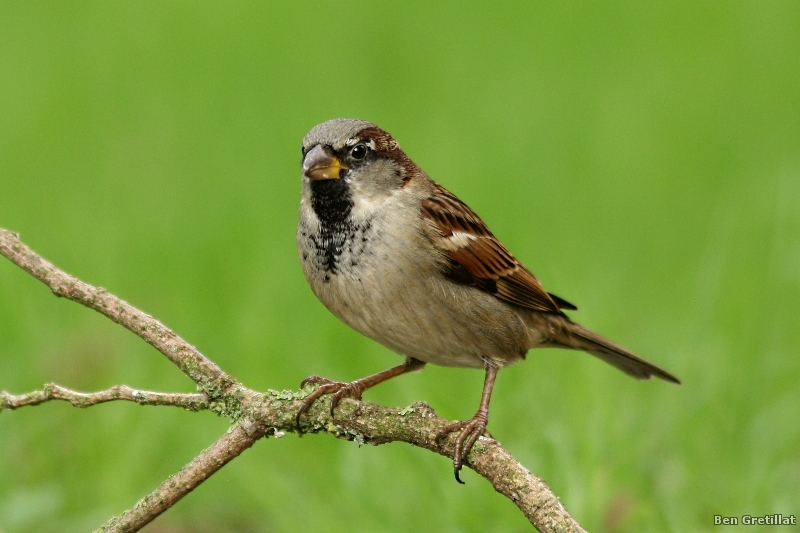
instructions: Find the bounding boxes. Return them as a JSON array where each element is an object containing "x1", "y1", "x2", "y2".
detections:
[
  {"x1": 436, "y1": 359, "x2": 499, "y2": 484},
  {"x1": 295, "y1": 357, "x2": 426, "y2": 430}
]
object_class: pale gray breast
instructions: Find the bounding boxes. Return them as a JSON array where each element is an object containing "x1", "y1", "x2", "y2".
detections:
[{"x1": 298, "y1": 202, "x2": 532, "y2": 369}]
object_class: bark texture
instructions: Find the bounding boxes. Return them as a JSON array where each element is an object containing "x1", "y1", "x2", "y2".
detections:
[{"x1": 1, "y1": 228, "x2": 586, "y2": 533}]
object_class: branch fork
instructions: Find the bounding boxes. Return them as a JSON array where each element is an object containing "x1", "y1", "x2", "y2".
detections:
[{"x1": 0, "y1": 228, "x2": 585, "y2": 533}]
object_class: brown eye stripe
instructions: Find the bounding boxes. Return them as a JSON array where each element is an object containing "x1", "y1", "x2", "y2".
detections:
[
  {"x1": 355, "y1": 127, "x2": 403, "y2": 155},
  {"x1": 355, "y1": 126, "x2": 421, "y2": 186}
]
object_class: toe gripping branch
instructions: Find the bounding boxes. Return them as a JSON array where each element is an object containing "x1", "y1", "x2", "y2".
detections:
[
  {"x1": 436, "y1": 360, "x2": 499, "y2": 484},
  {"x1": 294, "y1": 356, "x2": 498, "y2": 485},
  {"x1": 294, "y1": 358, "x2": 426, "y2": 431}
]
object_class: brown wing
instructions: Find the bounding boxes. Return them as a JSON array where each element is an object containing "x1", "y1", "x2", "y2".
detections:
[{"x1": 422, "y1": 183, "x2": 569, "y2": 313}]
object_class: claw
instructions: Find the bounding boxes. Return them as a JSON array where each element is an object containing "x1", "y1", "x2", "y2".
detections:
[
  {"x1": 294, "y1": 360, "x2": 427, "y2": 434},
  {"x1": 436, "y1": 362, "x2": 498, "y2": 483},
  {"x1": 295, "y1": 381, "x2": 331, "y2": 430},
  {"x1": 294, "y1": 377, "x2": 365, "y2": 431},
  {"x1": 330, "y1": 385, "x2": 361, "y2": 416},
  {"x1": 437, "y1": 414, "x2": 489, "y2": 484},
  {"x1": 300, "y1": 375, "x2": 334, "y2": 388}
]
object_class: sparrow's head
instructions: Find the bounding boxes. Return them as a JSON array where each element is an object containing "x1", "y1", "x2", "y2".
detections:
[{"x1": 301, "y1": 119, "x2": 421, "y2": 208}]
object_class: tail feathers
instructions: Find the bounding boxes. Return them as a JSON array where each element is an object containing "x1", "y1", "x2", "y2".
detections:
[{"x1": 562, "y1": 322, "x2": 681, "y2": 384}]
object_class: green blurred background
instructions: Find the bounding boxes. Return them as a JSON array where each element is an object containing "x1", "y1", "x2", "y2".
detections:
[{"x1": 1, "y1": 2, "x2": 798, "y2": 532}]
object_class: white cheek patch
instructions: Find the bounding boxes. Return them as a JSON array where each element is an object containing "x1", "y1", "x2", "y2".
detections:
[
  {"x1": 350, "y1": 193, "x2": 384, "y2": 218},
  {"x1": 441, "y1": 231, "x2": 476, "y2": 251}
]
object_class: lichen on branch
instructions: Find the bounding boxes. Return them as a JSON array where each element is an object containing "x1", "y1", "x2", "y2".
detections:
[{"x1": 0, "y1": 228, "x2": 586, "y2": 533}]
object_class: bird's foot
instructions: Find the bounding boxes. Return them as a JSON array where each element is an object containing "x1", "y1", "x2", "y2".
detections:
[
  {"x1": 436, "y1": 410, "x2": 489, "y2": 484},
  {"x1": 295, "y1": 375, "x2": 365, "y2": 430}
]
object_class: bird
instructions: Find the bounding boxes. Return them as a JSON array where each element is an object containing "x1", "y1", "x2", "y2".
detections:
[{"x1": 294, "y1": 118, "x2": 680, "y2": 483}]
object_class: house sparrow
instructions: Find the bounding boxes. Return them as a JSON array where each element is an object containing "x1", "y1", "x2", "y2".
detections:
[{"x1": 295, "y1": 118, "x2": 680, "y2": 483}]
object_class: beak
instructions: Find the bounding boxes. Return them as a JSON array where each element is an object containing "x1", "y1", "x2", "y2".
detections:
[{"x1": 302, "y1": 145, "x2": 348, "y2": 180}]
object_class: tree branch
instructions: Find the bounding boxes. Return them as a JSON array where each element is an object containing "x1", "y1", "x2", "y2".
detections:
[
  {"x1": 270, "y1": 396, "x2": 586, "y2": 531},
  {"x1": 0, "y1": 228, "x2": 586, "y2": 533},
  {"x1": 95, "y1": 421, "x2": 270, "y2": 533},
  {"x1": 0, "y1": 229, "x2": 237, "y2": 400},
  {"x1": 0, "y1": 384, "x2": 208, "y2": 411}
]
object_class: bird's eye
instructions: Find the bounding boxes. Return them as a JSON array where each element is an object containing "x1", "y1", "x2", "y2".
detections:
[{"x1": 350, "y1": 143, "x2": 368, "y2": 160}]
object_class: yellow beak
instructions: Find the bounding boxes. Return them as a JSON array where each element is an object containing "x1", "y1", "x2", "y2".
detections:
[{"x1": 302, "y1": 145, "x2": 349, "y2": 180}]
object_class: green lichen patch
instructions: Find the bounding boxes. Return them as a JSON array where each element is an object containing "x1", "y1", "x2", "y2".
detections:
[
  {"x1": 398, "y1": 405, "x2": 415, "y2": 416},
  {"x1": 265, "y1": 388, "x2": 309, "y2": 401}
]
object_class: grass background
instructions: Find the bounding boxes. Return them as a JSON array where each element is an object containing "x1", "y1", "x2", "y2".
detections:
[{"x1": 1, "y1": 2, "x2": 798, "y2": 532}]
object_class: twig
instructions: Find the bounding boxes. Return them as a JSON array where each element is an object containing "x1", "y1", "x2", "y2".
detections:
[
  {"x1": 0, "y1": 228, "x2": 586, "y2": 533},
  {"x1": 95, "y1": 420, "x2": 269, "y2": 533},
  {"x1": 0, "y1": 229, "x2": 236, "y2": 400},
  {"x1": 1, "y1": 384, "x2": 208, "y2": 411}
]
